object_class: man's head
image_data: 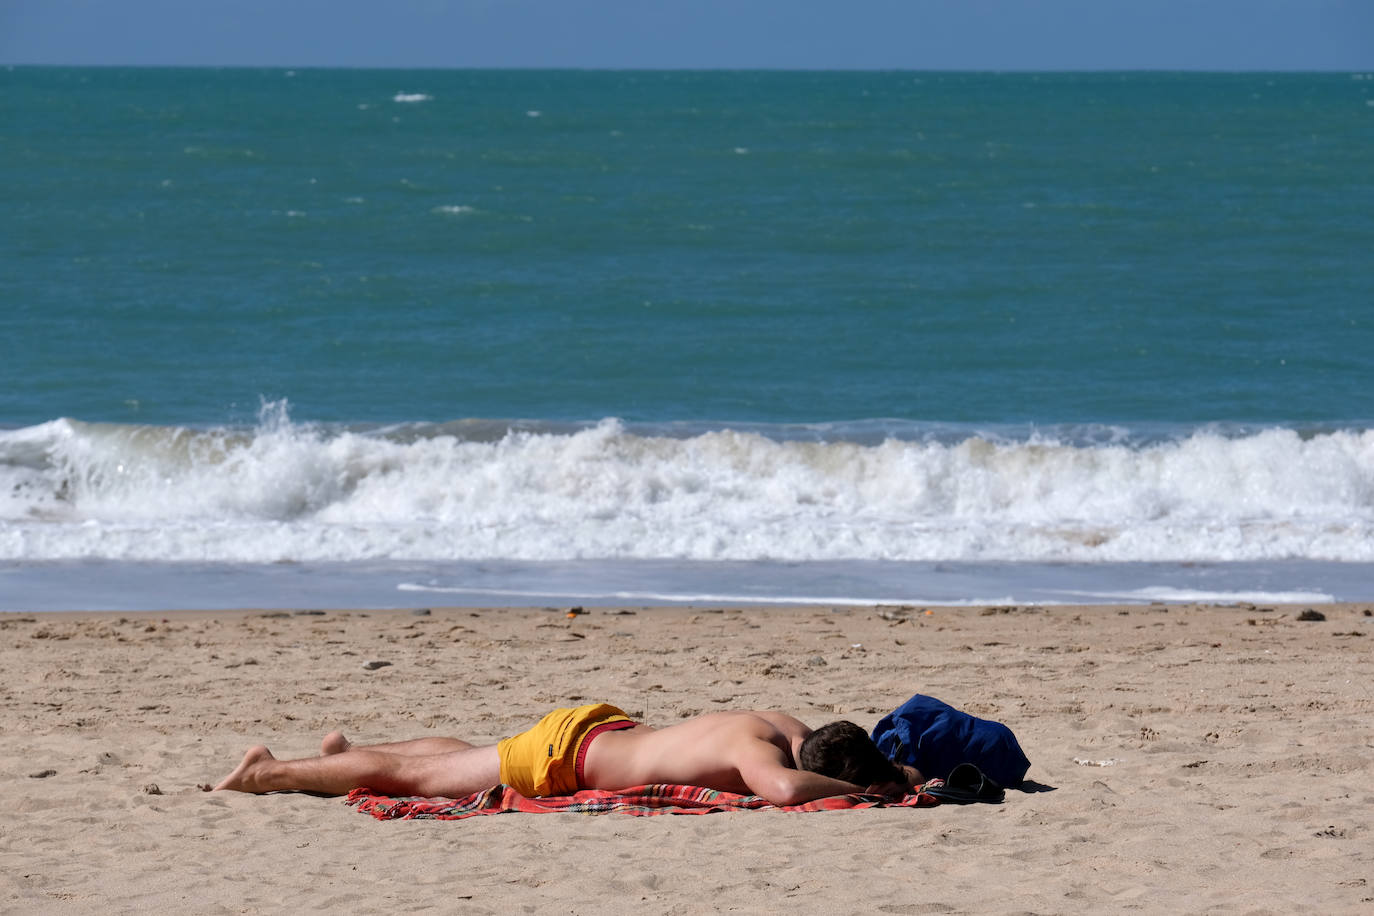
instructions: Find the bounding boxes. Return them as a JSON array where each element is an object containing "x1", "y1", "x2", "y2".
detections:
[{"x1": 799, "y1": 721, "x2": 904, "y2": 787}]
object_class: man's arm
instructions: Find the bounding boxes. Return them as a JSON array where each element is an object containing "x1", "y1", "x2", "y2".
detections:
[{"x1": 734, "y1": 740, "x2": 884, "y2": 806}]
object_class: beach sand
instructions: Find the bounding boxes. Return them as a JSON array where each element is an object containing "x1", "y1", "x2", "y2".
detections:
[{"x1": 3, "y1": 602, "x2": 1371, "y2": 914}]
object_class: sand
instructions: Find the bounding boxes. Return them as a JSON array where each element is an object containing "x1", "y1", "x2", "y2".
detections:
[{"x1": 2, "y1": 602, "x2": 1371, "y2": 914}]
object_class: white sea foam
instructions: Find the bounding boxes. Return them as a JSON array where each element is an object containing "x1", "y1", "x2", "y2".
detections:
[
  {"x1": 395, "y1": 582, "x2": 955, "y2": 606},
  {"x1": 393, "y1": 92, "x2": 432, "y2": 103},
  {"x1": 432, "y1": 205, "x2": 474, "y2": 215},
  {"x1": 2, "y1": 409, "x2": 1373, "y2": 565},
  {"x1": 394, "y1": 581, "x2": 1018, "y2": 607},
  {"x1": 1057, "y1": 587, "x2": 1336, "y2": 605}
]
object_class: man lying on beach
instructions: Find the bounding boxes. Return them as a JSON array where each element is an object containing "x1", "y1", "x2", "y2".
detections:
[{"x1": 214, "y1": 703, "x2": 920, "y2": 806}]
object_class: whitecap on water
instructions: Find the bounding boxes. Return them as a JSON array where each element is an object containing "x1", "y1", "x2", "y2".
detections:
[{"x1": 2, "y1": 414, "x2": 1373, "y2": 567}]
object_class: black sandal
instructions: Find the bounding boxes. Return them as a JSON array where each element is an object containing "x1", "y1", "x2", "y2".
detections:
[{"x1": 926, "y1": 763, "x2": 1005, "y2": 804}]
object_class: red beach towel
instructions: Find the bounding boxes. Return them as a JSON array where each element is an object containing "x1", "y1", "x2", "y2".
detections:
[{"x1": 346, "y1": 782, "x2": 942, "y2": 819}]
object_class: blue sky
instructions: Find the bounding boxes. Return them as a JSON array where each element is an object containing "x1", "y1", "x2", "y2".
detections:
[{"x1": 3, "y1": 0, "x2": 1372, "y2": 69}]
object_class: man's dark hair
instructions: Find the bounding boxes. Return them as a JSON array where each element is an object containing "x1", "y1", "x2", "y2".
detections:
[{"x1": 799, "y1": 721, "x2": 903, "y2": 787}]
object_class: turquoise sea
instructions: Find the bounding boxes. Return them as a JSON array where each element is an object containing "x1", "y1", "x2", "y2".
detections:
[{"x1": 4, "y1": 68, "x2": 1373, "y2": 610}]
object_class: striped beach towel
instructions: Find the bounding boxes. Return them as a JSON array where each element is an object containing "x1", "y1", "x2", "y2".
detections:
[{"x1": 346, "y1": 782, "x2": 941, "y2": 819}]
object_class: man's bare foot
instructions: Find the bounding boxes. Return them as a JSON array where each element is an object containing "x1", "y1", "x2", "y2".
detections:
[
  {"x1": 320, "y1": 731, "x2": 352, "y2": 756},
  {"x1": 213, "y1": 745, "x2": 277, "y2": 792}
]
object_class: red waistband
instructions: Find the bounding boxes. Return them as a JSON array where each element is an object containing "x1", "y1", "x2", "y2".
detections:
[{"x1": 574, "y1": 719, "x2": 639, "y2": 787}]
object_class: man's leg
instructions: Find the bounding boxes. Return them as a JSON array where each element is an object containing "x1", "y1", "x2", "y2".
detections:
[
  {"x1": 320, "y1": 731, "x2": 475, "y2": 756},
  {"x1": 214, "y1": 743, "x2": 501, "y2": 797}
]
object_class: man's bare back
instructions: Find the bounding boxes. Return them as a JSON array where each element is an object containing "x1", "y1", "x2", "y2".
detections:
[
  {"x1": 214, "y1": 707, "x2": 912, "y2": 806},
  {"x1": 584, "y1": 711, "x2": 823, "y2": 801}
]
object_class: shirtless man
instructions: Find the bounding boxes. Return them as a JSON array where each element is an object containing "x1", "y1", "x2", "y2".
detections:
[{"x1": 214, "y1": 703, "x2": 919, "y2": 806}]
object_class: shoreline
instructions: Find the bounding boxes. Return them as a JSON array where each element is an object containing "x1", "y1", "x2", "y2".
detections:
[
  {"x1": 5, "y1": 556, "x2": 1371, "y2": 614},
  {"x1": 4, "y1": 602, "x2": 1372, "y2": 912},
  {"x1": 4, "y1": 598, "x2": 1372, "y2": 621}
]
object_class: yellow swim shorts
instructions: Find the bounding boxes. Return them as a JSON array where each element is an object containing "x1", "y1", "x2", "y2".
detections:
[{"x1": 497, "y1": 703, "x2": 635, "y2": 797}]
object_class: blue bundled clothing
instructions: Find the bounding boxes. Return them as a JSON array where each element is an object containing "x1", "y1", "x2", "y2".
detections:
[{"x1": 871, "y1": 694, "x2": 1030, "y2": 788}]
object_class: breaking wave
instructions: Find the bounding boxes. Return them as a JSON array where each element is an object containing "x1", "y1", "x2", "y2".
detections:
[{"x1": 2, "y1": 404, "x2": 1372, "y2": 564}]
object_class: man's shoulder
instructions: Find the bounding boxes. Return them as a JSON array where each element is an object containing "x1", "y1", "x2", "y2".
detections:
[
  {"x1": 740, "y1": 710, "x2": 812, "y2": 737},
  {"x1": 664, "y1": 710, "x2": 811, "y2": 750},
  {"x1": 717, "y1": 711, "x2": 810, "y2": 766}
]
